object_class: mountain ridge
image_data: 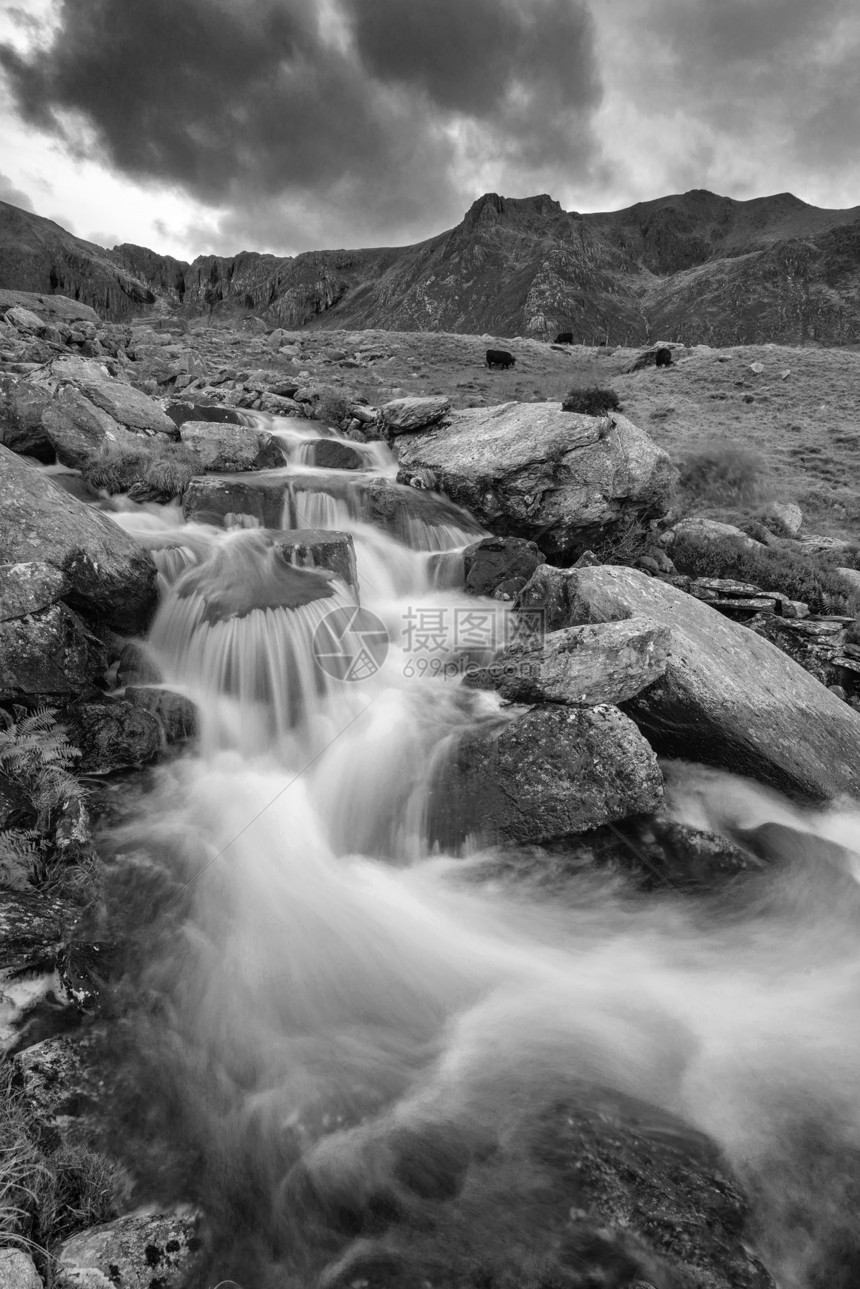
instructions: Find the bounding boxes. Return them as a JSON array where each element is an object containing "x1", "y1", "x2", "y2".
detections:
[{"x1": 2, "y1": 187, "x2": 860, "y2": 345}]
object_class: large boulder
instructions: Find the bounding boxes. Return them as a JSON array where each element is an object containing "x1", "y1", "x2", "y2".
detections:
[
  {"x1": 0, "y1": 446, "x2": 157, "y2": 633},
  {"x1": 431, "y1": 704, "x2": 662, "y2": 847},
  {"x1": 469, "y1": 618, "x2": 670, "y2": 707},
  {"x1": 518, "y1": 564, "x2": 860, "y2": 801},
  {"x1": 395, "y1": 404, "x2": 674, "y2": 557},
  {"x1": 179, "y1": 421, "x2": 285, "y2": 471}
]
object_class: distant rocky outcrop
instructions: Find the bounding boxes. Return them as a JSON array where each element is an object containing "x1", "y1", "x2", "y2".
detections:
[{"x1": 4, "y1": 187, "x2": 860, "y2": 343}]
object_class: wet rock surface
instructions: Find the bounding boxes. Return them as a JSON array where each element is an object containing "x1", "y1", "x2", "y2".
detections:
[
  {"x1": 432, "y1": 703, "x2": 663, "y2": 846},
  {"x1": 65, "y1": 699, "x2": 164, "y2": 773},
  {"x1": 469, "y1": 618, "x2": 670, "y2": 707},
  {"x1": 273, "y1": 530, "x2": 359, "y2": 595}
]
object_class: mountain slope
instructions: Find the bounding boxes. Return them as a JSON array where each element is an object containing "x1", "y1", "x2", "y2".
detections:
[{"x1": 2, "y1": 188, "x2": 860, "y2": 344}]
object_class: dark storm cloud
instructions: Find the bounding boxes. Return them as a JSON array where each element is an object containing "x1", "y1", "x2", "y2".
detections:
[
  {"x1": 0, "y1": 0, "x2": 603, "y2": 251},
  {"x1": 0, "y1": 170, "x2": 34, "y2": 210}
]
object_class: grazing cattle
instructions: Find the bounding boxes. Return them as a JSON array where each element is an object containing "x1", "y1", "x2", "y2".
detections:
[
  {"x1": 555, "y1": 331, "x2": 574, "y2": 345},
  {"x1": 655, "y1": 347, "x2": 673, "y2": 368},
  {"x1": 486, "y1": 349, "x2": 515, "y2": 369}
]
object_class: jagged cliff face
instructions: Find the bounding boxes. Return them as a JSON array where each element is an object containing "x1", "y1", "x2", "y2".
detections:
[
  {"x1": 0, "y1": 201, "x2": 157, "y2": 317},
  {"x1": 3, "y1": 189, "x2": 860, "y2": 344}
]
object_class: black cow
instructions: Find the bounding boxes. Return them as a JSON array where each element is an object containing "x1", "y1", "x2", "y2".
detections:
[
  {"x1": 486, "y1": 349, "x2": 515, "y2": 369},
  {"x1": 655, "y1": 347, "x2": 673, "y2": 368},
  {"x1": 555, "y1": 332, "x2": 574, "y2": 345}
]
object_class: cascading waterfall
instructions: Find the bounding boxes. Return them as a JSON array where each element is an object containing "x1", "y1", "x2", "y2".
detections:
[{"x1": 100, "y1": 411, "x2": 860, "y2": 1288}]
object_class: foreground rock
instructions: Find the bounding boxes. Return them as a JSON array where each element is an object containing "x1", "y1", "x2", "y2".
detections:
[
  {"x1": 518, "y1": 564, "x2": 860, "y2": 801},
  {"x1": 396, "y1": 404, "x2": 674, "y2": 557},
  {"x1": 469, "y1": 618, "x2": 670, "y2": 707},
  {"x1": 179, "y1": 420, "x2": 284, "y2": 471},
  {"x1": 56, "y1": 1213, "x2": 203, "y2": 1289},
  {"x1": 432, "y1": 704, "x2": 662, "y2": 846},
  {"x1": 0, "y1": 445, "x2": 157, "y2": 633}
]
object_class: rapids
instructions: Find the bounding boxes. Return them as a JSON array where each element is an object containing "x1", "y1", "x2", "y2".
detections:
[{"x1": 98, "y1": 416, "x2": 860, "y2": 1287}]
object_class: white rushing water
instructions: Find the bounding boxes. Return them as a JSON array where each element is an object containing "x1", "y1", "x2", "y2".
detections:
[{"x1": 103, "y1": 416, "x2": 860, "y2": 1287}]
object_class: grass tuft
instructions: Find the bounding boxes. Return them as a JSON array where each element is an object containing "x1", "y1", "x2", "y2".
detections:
[
  {"x1": 671, "y1": 530, "x2": 856, "y2": 612},
  {"x1": 561, "y1": 387, "x2": 621, "y2": 415},
  {"x1": 81, "y1": 438, "x2": 199, "y2": 498},
  {"x1": 678, "y1": 445, "x2": 771, "y2": 508}
]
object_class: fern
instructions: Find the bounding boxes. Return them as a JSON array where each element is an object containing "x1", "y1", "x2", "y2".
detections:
[
  {"x1": 0, "y1": 706, "x2": 91, "y2": 881},
  {"x1": 0, "y1": 827, "x2": 38, "y2": 890}
]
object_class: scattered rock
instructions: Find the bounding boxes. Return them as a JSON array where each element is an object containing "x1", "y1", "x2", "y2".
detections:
[
  {"x1": 762, "y1": 501, "x2": 802, "y2": 537},
  {"x1": 469, "y1": 619, "x2": 670, "y2": 707},
  {"x1": 5, "y1": 306, "x2": 46, "y2": 335},
  {"x1": 179, "y1": 421, "x2": 285, "y2": 471},
  {"x1": 667, "y1": 517, "x2": 763, "y2": 550},
  {"x1": 55, "y1": 1213, "x2": 203, "y2": 1289},
  {"x1": 396, "y1": 404, "x2": 674, "y2": 558},
  {"x1": 749, "y1": 361, "x2": 764, "y2": 373},
  {"x1": 380, "y1": 395, "x2": 451, "y2": 435},
  {"x1": 431, "y1": 704, "x2": 663, "y2": 847},
  {"x1": 463, "y1": 536, "x2": 546, "y2": 597},
  {"x1": 0, "y1": 446, "x2": 157, "y2": 633},
  {"x1": 517, "y1": 563, "x2": 860, "y2": 801}
]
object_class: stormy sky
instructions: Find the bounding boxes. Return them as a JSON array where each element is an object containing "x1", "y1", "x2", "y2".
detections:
[{"x1": 0, "y1": 0, "x2": 858, "y2": 261}]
